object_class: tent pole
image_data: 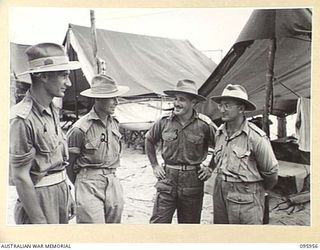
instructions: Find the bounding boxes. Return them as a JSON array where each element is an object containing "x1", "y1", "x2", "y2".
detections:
[
  {"x1": 277, "y1": 114, "x2": 287, "y2": 138},
  {"x1": 262, "y1": 38, "x2": 276, "y2": 137},
  {"x1": 90, "y1": 10, "x2": 99, "y2": 74},
  {"x1": 67, "y1": 26, "x2": 79, "y2": 120}
]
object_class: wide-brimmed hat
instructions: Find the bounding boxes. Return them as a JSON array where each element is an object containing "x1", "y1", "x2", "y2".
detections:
[
  {"x1": 17, "y1": 43, "x2": 81, "y2": 76},
  {"x1": 80, "y1": 74, "x2": 129, "y2": 98},
  {"x1": 163, "y1": 79, "x2": 206, "y2": 102},
  {"x1": 210, "y1": 84, "x2": 256, "y2": 111}
]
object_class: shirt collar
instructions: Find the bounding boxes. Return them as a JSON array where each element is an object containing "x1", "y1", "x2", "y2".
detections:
[
  {"x1": 217, "y1": 118, "x2": 250, "y2": 137},
  {"x1": 167, "y1": 109, "x2": 198, "y2": 121},
  {"x1": 88, "y1": 107, "x2": 111, "y2": 127},
  {"x1": 28, "y1": 90, "x2": 53, "y2": 116}
]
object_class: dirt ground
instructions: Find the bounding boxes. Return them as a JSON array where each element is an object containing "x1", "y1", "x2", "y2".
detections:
[{"x1": 7, "y1": 146, "x2": 310, "y2": 225}]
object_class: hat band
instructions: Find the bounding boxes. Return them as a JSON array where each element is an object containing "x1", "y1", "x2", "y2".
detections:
[
  {"x1": 221, "y1": 90, "x2": 248, "y2": 100},
  {"x1": 174, "y1": 86, "x2": 197, "y2": 95},
  {"x1": 29, "y1": 56, "x2": 70, "y2": 69},
  {"x1": 91, "y1": 83, "x2": 119, "y2": 94}
]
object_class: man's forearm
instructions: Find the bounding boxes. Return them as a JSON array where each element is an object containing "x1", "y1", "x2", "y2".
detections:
[
  {"x1": 145, "y1": 137, "x2": 158, "y2": 167},
  {"x1": 263, "y1": 172, "x2": 278, "y2": 190},
  {"x1": 67, "y1": 153, "x2": 78, "y2": 184},
  {"x1": 13, "y1": 170, "x2": 47, "y2": 223},
  {"x1": 208, "y1": 152, "x2": 216, "y2": 171}
]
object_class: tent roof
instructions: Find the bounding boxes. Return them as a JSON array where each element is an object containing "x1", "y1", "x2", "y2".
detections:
[
  {"x1": 67, "y1": 24, "x2": 216, "y2": 97},
  {"x1": 198, "y1": 8, "x2": 311, "y2": 120},
  {"x1": 10, "y1": 43, "x2": 31, "y2": 84}
]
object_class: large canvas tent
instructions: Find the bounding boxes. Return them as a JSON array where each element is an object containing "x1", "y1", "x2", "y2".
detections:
[
  {"x1": 63, "y1": 24, "x2": 216, "y2": 127},
  {"x1": 198, "y1": 8, "x2": 311, "y2": 121}
]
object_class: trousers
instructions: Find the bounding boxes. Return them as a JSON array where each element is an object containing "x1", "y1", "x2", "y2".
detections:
[
  {"x1": 75, "y1": 168, "x2": 124, "y2": 223},
  {"x1": 150, "y1": 166, "x2": 204, "y2": 224},
  {"x1": 213, "y1": 173, "x2": 265, "y2": 224},
  {"x1": 14, "y1": 180, "x2": 71, "y2": 224}
]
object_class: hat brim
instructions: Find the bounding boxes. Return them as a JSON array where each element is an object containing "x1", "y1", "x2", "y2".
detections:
[
  {"x1": 164, "y1": 90, "x2": 207, "y2": 102},
  {"x1": 80, "y1": 86, "x2": 130, "y2": 98},
  {"x1": 211, "y1": 96, "x2": 256, "y2": 111},
  {"x1": 16, "y1": 61, "x2": 81, "y2": 76}
]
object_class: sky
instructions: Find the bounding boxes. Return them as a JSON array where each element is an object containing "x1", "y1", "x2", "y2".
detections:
[{"x1": 9, "y1": 7, "x2": 254, "y2": 64}]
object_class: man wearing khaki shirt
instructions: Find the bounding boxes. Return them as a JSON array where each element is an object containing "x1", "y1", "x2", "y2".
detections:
[
  {"x1": 210, "y1": 84, "x2": 278, "y2": 224},
  {"x1": 10, "y1": 43, "x2": 80, "y2": 224},
  {"x1": 67, "y1": 74, "x2": 129, "y2": 223},
  {"x1": 145, "y1": 79, "x2": 216, "y2": 223}
]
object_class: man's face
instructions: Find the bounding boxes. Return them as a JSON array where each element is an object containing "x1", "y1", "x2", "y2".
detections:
[
  {"x1": 173, "y1": 93, "x2": 196, "y2": 116},
  {"x1": 217, "y1": 98, "x2": 243, "y2": 122},
  {"x1": 95, "y1": 97, "x2": 119, "y2": 116},
  {"x1": 43, "y1": 70, "x2": 71, "y2": 98}
]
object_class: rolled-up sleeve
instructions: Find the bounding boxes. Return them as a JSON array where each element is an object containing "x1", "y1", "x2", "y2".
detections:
[
  {"x1": 10, "y1": 118, "x2": 35, "y2": 169},
  {"x1": 145, "y1": 118, "x2": 163, "y2": 145},
  {"x1": 67, "y1": 127, "x2": 85, "y2": 155},
  {"x1": 254, "y1": 136, "x2": 279, "y2": 177}
]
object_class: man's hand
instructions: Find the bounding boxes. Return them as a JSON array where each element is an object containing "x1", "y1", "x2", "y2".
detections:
[
  {"x1": 152, "y1": 164, "x2": 166, "y2": 180},
  {"x1": 198, "y1": 164, "x2": 212, "y2": 181},
  {"x1": 68, "y1": 190, "x2": 76, "y2": 221}
]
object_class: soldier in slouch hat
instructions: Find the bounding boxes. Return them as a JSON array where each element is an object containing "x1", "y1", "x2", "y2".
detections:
[
  {"x1": 145, "y1": 79, "x2": 216, "y2": 223},
  {"x1": 10, "y1": 43, "x2": 81, "y2": 224}
]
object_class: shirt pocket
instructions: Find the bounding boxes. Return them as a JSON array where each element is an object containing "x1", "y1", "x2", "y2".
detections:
[
  {"x1": 36, "y1": 133, "x2": 60, "y2": 170},
  {"x1": 37, "y1": 133, "x2": 58, "y2": 153},
  {"x1": 162, "y1": 131, "x2": 178, "y2": 142},
  {"x1": 186, "y1": 134, "x2": 204, "y2": 144},
  {"x1": 84, "y1": 137, "x2": 101, "y2": 151},
  {"x1": 84, "y1": 137, "x2": 106, "y2": 163},
  {"x1": 229, "y1": 144, "x2": 251, "y2": 174}
]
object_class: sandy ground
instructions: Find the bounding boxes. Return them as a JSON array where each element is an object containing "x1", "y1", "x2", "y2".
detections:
[{"x1": 7, "y1": 146, "x2": 310, "y2": 225}]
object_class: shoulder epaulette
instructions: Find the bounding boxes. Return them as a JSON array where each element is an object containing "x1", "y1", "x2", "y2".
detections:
[
  {"x1": 112, "y1": 116, "x2": 120, "y2": 123},
  {"x1": 248, "y1": 122, "x2": 266, "y2": 137},
  {"x1": 157, "y1": 113, "x2": 171, "y2": 121},
  {"x1": 198, "y1": 113, "x2": 211, "y2": 124},
  {"x1": 73, "y1": 114, "x2": 92, "y2": 133},
  {"x1": 198, "y1": 113, "x2": 218, "y2": 130},
  {"x1": 10, "y1": 98, "x2": 33, "y2": 120}
]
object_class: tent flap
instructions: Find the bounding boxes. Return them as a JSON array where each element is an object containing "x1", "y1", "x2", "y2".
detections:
[{"x1": 198, "y1": 8, "x2": 311, "y2": 120}]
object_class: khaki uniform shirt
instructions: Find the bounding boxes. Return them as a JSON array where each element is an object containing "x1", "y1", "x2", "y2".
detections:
[
  {"x1": 67, "y1": 108, "x2": 122, "y2": 171},
  {"x1": 146, "y1": 111, "x2": 215, "y2": 165},
  {"x1": 214, "y1": 119, "x2": 278, "y2": 182},
  {"x1": 10, "y1": 91, "x2": 68, "y2": 185}
]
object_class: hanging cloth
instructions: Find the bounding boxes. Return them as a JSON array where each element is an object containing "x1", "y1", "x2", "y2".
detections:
[{"x1": 295, "y1": 97, "x2": 310, "y2": 152}]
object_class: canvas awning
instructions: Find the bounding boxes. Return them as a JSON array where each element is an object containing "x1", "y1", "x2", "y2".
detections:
[{"x1": 198, "y1": 8, "x2": 312, "y2": 120}]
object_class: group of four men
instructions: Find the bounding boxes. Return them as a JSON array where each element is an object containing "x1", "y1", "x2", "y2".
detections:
[{"x1": 10, "y1": 42, "x2": 278, "y2": 225}]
